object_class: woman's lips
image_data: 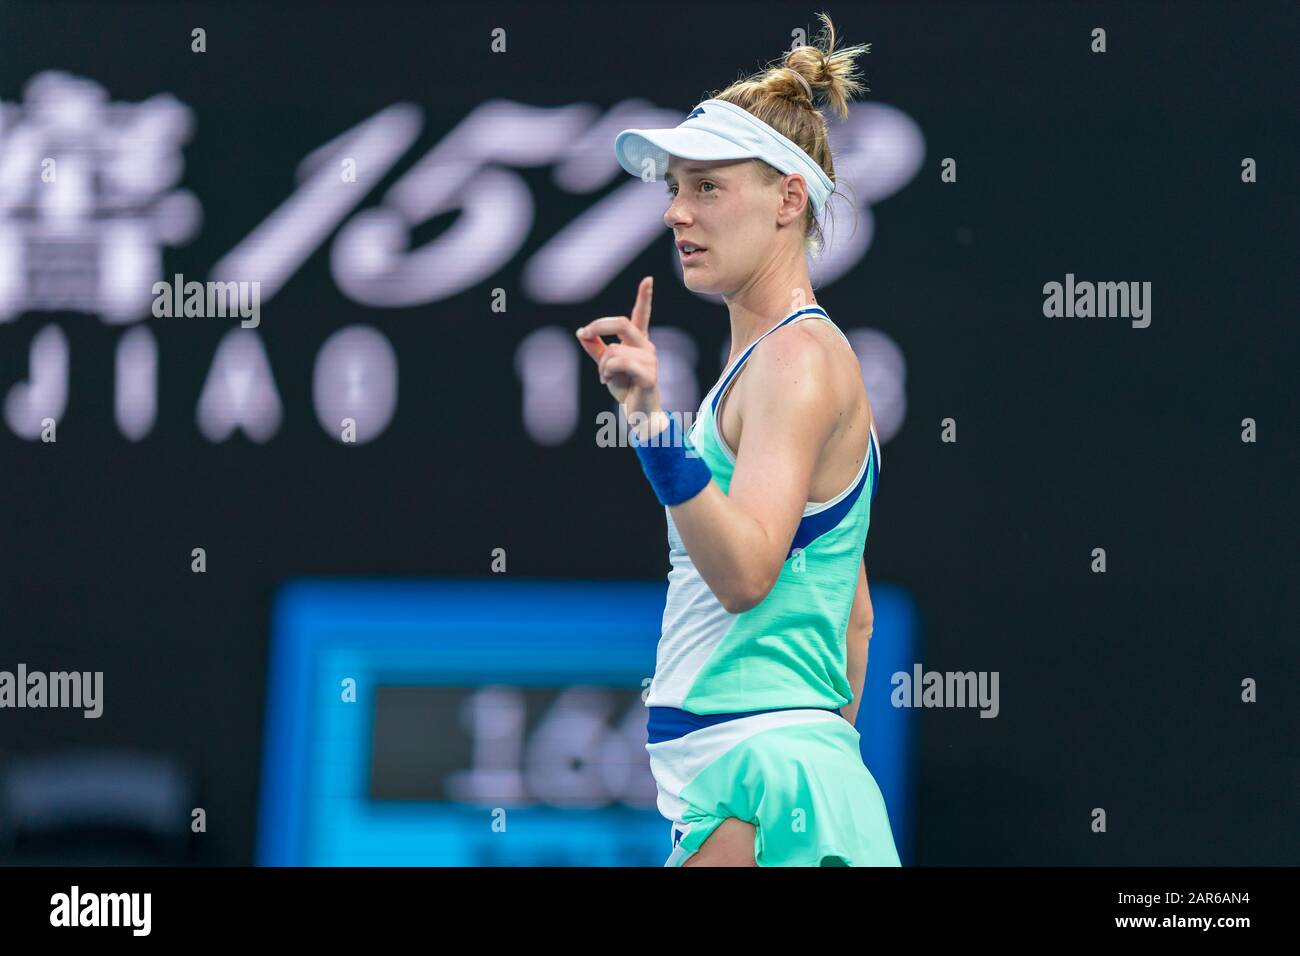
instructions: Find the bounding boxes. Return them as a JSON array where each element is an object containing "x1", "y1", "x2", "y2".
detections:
[{"x1": 680, "y1": 247, "x2": 707, "y2": 264}]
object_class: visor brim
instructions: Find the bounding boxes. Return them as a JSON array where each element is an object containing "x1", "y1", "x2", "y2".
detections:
[{"x1": 614, "y1": 127, "x2": 758, "y2": 181}]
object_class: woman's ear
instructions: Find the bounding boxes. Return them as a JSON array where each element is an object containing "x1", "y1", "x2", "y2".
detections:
[{"x1": 777, "y1": 173, "x2": 810, "y2": 225}]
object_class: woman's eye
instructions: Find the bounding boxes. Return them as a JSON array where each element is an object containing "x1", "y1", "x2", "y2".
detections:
[{"x1": 666, "y1": 182, "x2": 714, "y2": 196}]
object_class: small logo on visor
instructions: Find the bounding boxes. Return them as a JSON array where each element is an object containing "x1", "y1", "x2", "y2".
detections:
[{"x1": 686, "y1": 106, "x2": 706, "y2": 120}]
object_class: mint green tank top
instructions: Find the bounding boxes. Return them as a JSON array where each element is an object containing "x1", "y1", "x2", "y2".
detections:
[{"x1": 644, "y1": 305, "x2": 881, "y2": 714}]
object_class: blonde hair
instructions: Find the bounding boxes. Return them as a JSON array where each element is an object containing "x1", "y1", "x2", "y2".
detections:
[{"x1": 708, "y1": 12, "x2": 870, "y2": 257}]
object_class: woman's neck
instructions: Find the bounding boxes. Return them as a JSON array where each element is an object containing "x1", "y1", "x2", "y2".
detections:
[{"x1": 722, "y1": 263, "x2": 817, "y2": 366}]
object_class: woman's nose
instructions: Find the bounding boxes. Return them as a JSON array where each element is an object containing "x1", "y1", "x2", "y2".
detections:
[{"x1": 664, "y1": 198, "x2": 690, "y2": 229}]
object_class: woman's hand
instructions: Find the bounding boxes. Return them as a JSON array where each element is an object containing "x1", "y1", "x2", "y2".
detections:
[{"x1": 576, "y1": 276, "x2": 665, "y2": 437}]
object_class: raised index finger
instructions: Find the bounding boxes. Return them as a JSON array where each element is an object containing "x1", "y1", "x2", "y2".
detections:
[{"x1": 630, "y1": 276, "x2": 653, "y2": 334}]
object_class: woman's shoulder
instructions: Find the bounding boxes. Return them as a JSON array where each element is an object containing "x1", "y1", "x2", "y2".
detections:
[
  {"x1": 740, "y1": 319, "x2": 837, "y2": 395},
  {"x1": 748, "y1": 317, "x2": 861, "y2": 400},
  {"x1": 729, "y1": 317, "x2": 862, "y2": 441}
]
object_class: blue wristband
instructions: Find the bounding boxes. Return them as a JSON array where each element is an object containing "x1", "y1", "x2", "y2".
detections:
[{"x1": 630, "y1": 412, "x2": 712, "y2": 506}]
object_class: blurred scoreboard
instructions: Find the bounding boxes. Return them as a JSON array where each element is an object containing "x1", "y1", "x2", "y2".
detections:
[{"x1": 257, "y1": 579, "x2": 917, "y2": 866}]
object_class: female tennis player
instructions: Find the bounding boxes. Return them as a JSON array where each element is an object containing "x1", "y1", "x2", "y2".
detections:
[{"x1": 576, "y1": 14, "x2": 899, "y2": 867}]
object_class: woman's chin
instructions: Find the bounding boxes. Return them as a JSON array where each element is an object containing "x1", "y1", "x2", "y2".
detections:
[{"x1": 682, "y1": 269, "x2": 718, "y2": 295}]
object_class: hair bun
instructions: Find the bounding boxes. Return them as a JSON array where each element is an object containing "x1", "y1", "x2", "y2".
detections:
[{"x1": 787, "y1": 67, "x2": 814, "y2": 101}]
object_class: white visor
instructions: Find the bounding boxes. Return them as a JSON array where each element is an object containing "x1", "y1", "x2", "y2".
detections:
[{"x1": 613, "y1": 98, "x2": 833, "y2": 216}]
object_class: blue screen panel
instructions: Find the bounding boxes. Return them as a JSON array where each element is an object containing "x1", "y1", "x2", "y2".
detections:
[{"x1": 257, "y1": 578, "x2": 917, "y2": 865}]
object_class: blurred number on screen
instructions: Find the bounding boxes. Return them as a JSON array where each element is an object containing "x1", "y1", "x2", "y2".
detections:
[
  {"x1": 210, "y1": 104, "x2": 422, "y2": 298},
  {"x1": 514, "y1": 327, "x2": 580, "y2": 444},
  {"x1": 448, "y1": 685, "x2": 656, "y2": 808},
  {"x1": 443, "y1": 686, "x2": 529, "y2": 804},
  {"x1": 216, "y1": 99, "x2": 921, "y2": 311},
  {"x1": 604, "y1": 693, "x2": 660, "y2": 807},
  {"x1": 7, "y1": 97, "x2": 914, "y2": 447},
  {"x1": 524, "y1": 687, "x2": 615, "y2": 807},
  {"x1": 332, "y1": 102, "x2": 598, "y2": 306}
]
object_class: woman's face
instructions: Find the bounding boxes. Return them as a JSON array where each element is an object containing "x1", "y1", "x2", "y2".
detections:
[{"x1": 663, "y1": 157, "x2": 796, "y2": 296}]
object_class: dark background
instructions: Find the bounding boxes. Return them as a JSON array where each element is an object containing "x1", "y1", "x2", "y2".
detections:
[{"x1": 0, "y1": 0, "x2": 1296, "y2": 865}]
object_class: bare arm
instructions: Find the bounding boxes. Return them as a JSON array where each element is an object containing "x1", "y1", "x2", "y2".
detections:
[
  {"x1": 575, "y1": 280, "x2": 837, "y2": 614},
  {"x1": 665, "y1": 328, "x2": 839, "y2": 613},
  {"x1": 841, "y1": 557, "x2": 873, "y2": 727}
]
